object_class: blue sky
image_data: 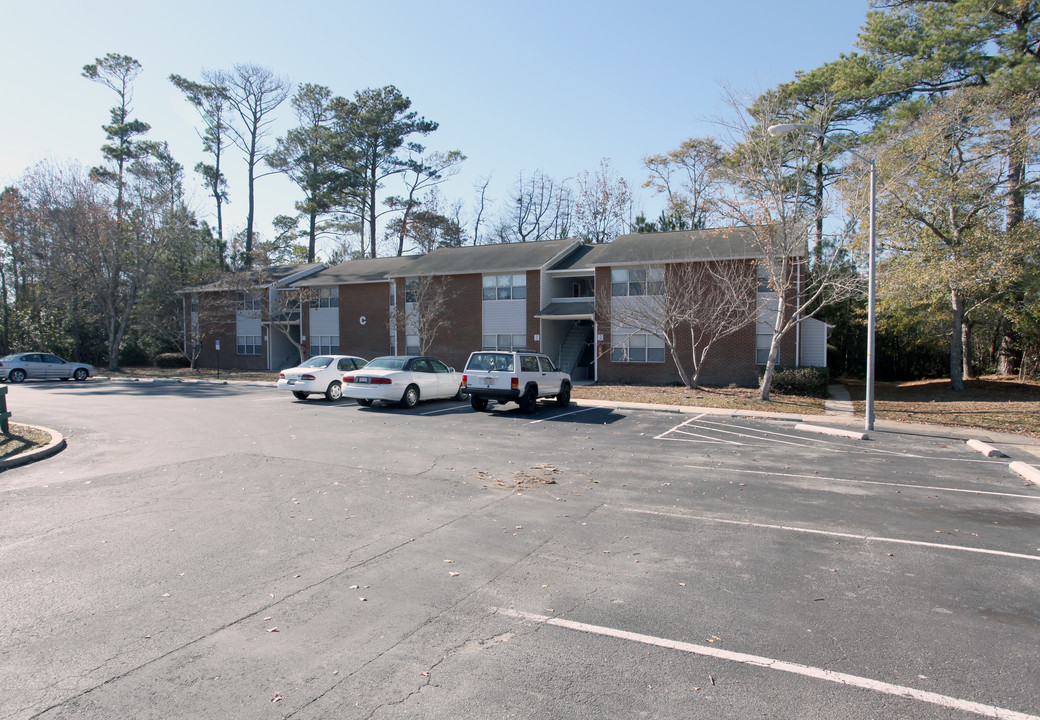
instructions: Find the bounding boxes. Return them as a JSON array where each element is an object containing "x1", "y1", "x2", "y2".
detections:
[{"x1": 2, "y1": 1, "x2": 872, "y2": 257}]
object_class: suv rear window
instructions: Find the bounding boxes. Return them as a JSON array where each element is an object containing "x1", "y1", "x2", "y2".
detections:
[{"x1": 466, "y1": 353, "x2": 514, "y2": 372}]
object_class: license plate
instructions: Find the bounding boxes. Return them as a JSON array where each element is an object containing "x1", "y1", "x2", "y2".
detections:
[
  {"x1": 287, "y1": 379, "x2": 297, "y2": 385},
  {"x1": 481, "y1": 377, "x2": 495, "y2": 386},
  {"x1": 356, "y1": 377, "x2": 370, "y2": 383}
]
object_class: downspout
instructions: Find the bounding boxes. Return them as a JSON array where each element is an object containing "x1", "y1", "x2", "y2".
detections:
[{"x1": 795, "y1": 261, "x2": 802, "y2": 367}]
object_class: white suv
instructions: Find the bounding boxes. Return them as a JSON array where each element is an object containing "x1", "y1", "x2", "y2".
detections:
[{"x1": 461, "y1": 350, "x2": 571, "y2": 413}]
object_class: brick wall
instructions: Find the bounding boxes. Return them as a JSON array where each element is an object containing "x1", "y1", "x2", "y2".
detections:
[
  {"x1": 191, "y1": 290, "x2": 269, "y2": 371},
  {"x1": 593, "y1": 263, "x2": 763, "y2": 387},
  {"x1": 426, "y1": 274, "x2": 481, "y2": 369},
  {"x1": 339, "y1": 282, "x2": 394, "y2": 361}
]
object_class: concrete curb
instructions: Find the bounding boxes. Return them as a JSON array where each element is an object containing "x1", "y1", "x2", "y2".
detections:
[
  {"x1": 966, "y1": 439, "x2": 1008, "y2": 458},
  {"x1": 795, "y1": 423, "x2": 869, "y2": 440},
  {"x1": 569, "y1": 398, "x2": 802, "y2": 422},
  {"x1": 0, "y1": 425, "x2": 66, "y2": 469},
  {"x1": 1009, "y1": 461, "x2": 1040, "y2": 485}
]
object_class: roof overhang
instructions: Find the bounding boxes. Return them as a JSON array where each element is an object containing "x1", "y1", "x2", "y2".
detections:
[{"x1": 535, "y1": 300, "x2": 595, "y2": 320}]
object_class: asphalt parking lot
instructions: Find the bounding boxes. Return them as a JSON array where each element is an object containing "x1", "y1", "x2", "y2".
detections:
[{"x1": 2, "y1": 380, "x2": 1039, "y2": 719}]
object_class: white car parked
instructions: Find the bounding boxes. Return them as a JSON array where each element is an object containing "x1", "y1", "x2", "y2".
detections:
[
  {"x1": 278, "y1": 355, "x2": 368, "y2": 401},
  {"x1": 342, "y1": 355, "x2": 462, "y2": 408}
]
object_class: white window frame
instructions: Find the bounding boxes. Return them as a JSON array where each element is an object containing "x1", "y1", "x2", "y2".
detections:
[
  {"x1": 236, "y1": 292, "x2": 262, "y2": 312},
  {"x1": 312, "y1": 287, "x2": 338, "y2": 309},
  {"x1": 482, "y1": 273, "x2": 527, "y2": 301},
  {"x1": 237, "y1": 335, "x2": 262, "y2": 355},
  {"x1": 312, "y1": 335, "x2": 340, "y2": 355},
  {"x1": 405, "y1": 334, "x2": 420, "y2": 355},
  {"x1": 481, "y1": 333, "x2": 526, "y2": 351},
  {"x1": 610, "y1": 267, "x2": 664, "y2": 297},
  {"x1": 611, "y1": 332, "x2": 665, "y2": 363}
]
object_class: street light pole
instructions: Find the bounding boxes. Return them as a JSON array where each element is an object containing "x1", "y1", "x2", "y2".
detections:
[{"x1": 767, "y1": 123, "x2": 876, "y2": 432}]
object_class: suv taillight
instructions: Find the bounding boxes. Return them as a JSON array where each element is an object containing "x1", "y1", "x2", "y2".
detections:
[
  {"x1": 511, "y1": 377, "x2": 519, "y2": 391},
  {"x1": 461, "y1": 374, "x2": 468, "y2": 388}
]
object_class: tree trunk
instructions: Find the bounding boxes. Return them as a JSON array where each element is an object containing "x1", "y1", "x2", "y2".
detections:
[
  {"x1": 962, "y1": 318, "x2": 973, "y2": 381},
  {"x1": 307, "y1": 211, "x2": 317, "y2": 263},
  {"x1": 759, "y1": 337, "x2": 781, "y2": 401},
  {"x1": 669, "y1": 332, "x2": 692, "y2": 388},
  {"x1": 949, "y1": 289, "x2": 965, "y2": 391}
]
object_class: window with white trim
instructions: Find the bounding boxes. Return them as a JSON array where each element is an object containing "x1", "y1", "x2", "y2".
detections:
[
  {"x1": 610, "y1": 267, "x2": 664, "y2": 296},
  {"x1": 389, "y1": 283, "x2": 396, "y2": 307},
  {"x1": 482, "y1": 274, "x2": 527, "y2": 300},
  {"x1": 236, "y1": 292, "x2": 262, "y2": 312},
  {"x1": 482, "y1": 334, "x2": 526, "y2": 351},
  {"x1": 756, "y1": 334, "x2": 776, "y2": 365},
  {"x1": 237, "y1": 335, "x2": 262, "y2": 355},
  {"x1": 611, "y1": 333, "x2": 665, "y2": 363},
  {"x1": 405, "y1": 335, "x2": 420, "y2": 355},
  {"x1": 405, "y1": 279, "x2": 419, "y2": 304},
  {"x1": 312, "y1": 287, "x2": 338, "y2": 308},
  {"x1": 312, "y1": 335, "x2": 339, "y2": 355}
]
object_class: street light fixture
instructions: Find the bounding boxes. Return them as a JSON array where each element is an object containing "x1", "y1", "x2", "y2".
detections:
[{"x1": 767, "y1": 122, "x2": 876, "y2": 432}]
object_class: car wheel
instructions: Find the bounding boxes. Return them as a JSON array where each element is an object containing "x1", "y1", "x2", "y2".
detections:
[
  {"x1": 453, "y1": 384, "x2": 464, "y2": 400},
  {"x1": 556, "y1": 382, "x2": 571, "y2": 407},
  {"x1": 73, "y1": 368, "x2": 88, "y2": 381},
  {"x1": 292, "y1": 391, "x2": 309, "y2": 400},
  {"x1": 9, "y1": 369, "x2": 26, "y2": 383},
  {"x1": 470, "y1": 395, "x2": 489, "y2": 412},
  {"x1": 399, "y1": 384, "x2": 420, "y2": 409},
  {"x1": 325, "y1": 381, "x2": 342, "y2": 401},
  {"x1": 357, "y1": 399, "x2": 373, "y2": 407},
  {"x1": 518, "y1": 385, "x2": 537, "y2": 413}
]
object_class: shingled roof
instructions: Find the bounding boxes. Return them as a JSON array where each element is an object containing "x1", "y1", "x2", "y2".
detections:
[
  {"x1": 293, "y1": 255, "x2": 423, "y2": 286},
  {"x1": 387, "y1": 238, "x2": 581, "y2": 277},
  {"x1": 179, "y1": 262, "x2": 325, "y2": 293},
  {"x1": 587, "y1": 226, "x2": 806, "y2": 266}
]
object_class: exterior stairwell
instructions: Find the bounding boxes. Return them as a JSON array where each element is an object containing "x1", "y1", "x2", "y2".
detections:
[{"x1": 557, "y1": 324, "x2": 591, "y2": 378}]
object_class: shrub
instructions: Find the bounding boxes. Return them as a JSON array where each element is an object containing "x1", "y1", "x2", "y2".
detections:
[
  {"x1": 759, "y1": 366, "x2": 830, "y2": 397},
  {"x1": 154, "y1": 353, "x2": 190, "y2": 369}
]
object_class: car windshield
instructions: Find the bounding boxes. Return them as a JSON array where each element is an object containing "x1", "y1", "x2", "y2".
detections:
[
  {"x1": 364, "y1": 357, "x2": 407, "y2": 371},
  {"x1": 299, "y1": 356, "x2": 333, "y2": 368},
  {"x1": 466, "y1": 353, "x2": 513, "y2": 372}
]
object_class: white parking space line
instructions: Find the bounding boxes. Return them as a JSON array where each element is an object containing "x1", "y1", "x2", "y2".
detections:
[
  {"x1": 683, "y1": 463, "x2": 1040, "y2": 501},
  {"x1": 491, "y1": 607, "x2": 1040, "y2": 720},
  {"x1": 659, "y1": 417, "x2": 1000, "y2": 464},
  {"x1": 625, "y1": 508, "x2": 1040, "y2": 562},
  {"x1": 420, "y1": 404, "x2": 469, "y2": 416},
  {"x1": 528, "y1": 407, "x2": 601, "y2": 424}
]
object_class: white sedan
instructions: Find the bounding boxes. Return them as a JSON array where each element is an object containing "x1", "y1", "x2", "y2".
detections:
[
  {"x1": 342, "y1": 355, "x2": 462, "y2": 408},
  {"x1": 277, "y1": 355, "x2": 368, "y2": 401}
]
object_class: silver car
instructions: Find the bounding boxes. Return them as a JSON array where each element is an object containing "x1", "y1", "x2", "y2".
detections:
[{"x1": 0, "y1": 353, "x2": 94, "y2": 382}]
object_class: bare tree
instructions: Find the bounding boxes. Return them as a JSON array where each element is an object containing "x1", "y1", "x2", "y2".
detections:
[
  {"x1": 394, "y1": 275, "x2": 457, "y2": 355},
  {"x1": 715, "y1": 89, "x2": 862, "y2": 400},
  {"x1": 212, "y1": 64, "x2": 290, "y2": 266},
  {"x1": 504, "y1": 171, "x2": 571, "y2": 242},
  {"x1": 608, "y1": 261, "x2": 758, "y2": 387},
  {"x1": 643, "y1": 137, "x2": 724, "y2": 230},
  {"x1": 574, "y1": 158, "x2": 632, "y2": 244}
]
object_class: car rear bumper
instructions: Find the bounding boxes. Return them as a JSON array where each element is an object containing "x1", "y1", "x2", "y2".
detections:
[
  {"x1": 342, "y1": 384, "x2": 401, "y2": 402},
  {"x1": 461, "y1": 387, "x2": 521, "y2": 402}
]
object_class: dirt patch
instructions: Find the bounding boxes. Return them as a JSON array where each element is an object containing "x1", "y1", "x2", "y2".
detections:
[
  {"x1": 843, "y1": 375, "x2": 1040, "y2": 438},
  {"x1": 1, "y1": 424, "x2": 52, "y2": 460},
  {"x1": 478, "y1": 463, "x2": 560, "y2": 491},
  {"x1": 571, "y1": 383, "x2": 827, "y2": 414}
]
